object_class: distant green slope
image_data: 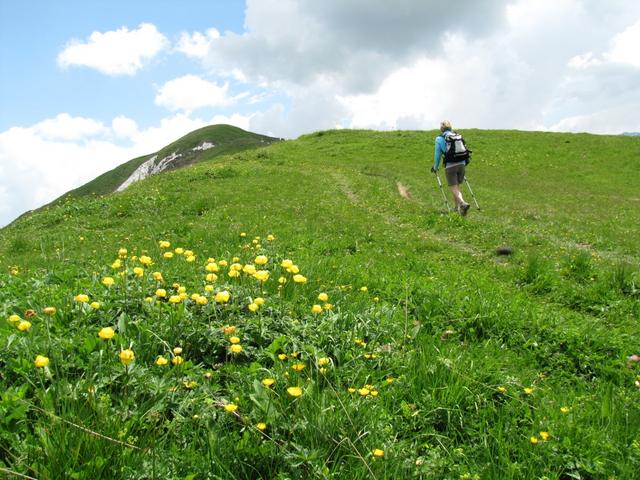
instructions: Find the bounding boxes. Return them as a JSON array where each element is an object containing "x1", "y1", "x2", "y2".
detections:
[{"x1": 57, "y1": 124, "x2": 279, "y2": 200}]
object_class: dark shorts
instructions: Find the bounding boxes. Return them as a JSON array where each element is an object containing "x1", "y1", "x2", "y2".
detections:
[{"x1": 445, "y1": 164, "x2": 465, "y2": 186}]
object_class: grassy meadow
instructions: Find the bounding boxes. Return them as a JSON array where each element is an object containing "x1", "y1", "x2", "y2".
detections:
[{"x1": 0, "y1": 128, "x2": 639, "y2": 479}]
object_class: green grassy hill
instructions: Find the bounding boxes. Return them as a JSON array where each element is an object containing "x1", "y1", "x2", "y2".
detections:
[
  {"x1": 1, "y1": 129, "x2": 639, "y2": 479},
  {"x1": 52, "y1": 124, "x2": 280, "y2": 201}
]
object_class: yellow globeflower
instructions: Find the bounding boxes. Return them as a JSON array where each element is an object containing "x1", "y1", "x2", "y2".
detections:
[
  {"x1": 206, "y1": 262, "x2": 219, "y2": 272},
  {"x1": 540, "y1": 431, "x2": 550, "y2": 441},
  {"x1": 174, "y1": 247, "x2": 184, "y2": 255},
  {"x1": 243, "y1": 264, "x2": 257, "y2": 275},
  {"x1": 497, "y1": 386, "x2": 507, "y2": 394},
  {"x1": 206, "y1": 273, "x2": 218, "y2": 283},
  {"x1": 196, "y1": 296, "x2": 208, "y2": 305},
  {"x1": 240, "y1": 232, "x2": 246, "y2": 237},
  {"x1": 311, "y1": 304, "x2": 322, "y2": 314},
  {"x1": 17, "y1": 320, "x2": 32, "y2": 331},
  {"x1": 293, "y1": 274, "x2": 307, "y2": 284},
  {"x1": 254, "y1": 270, "x2": 269, "y2": 282},
  {"x1": 254, "y1": 297, "x2": 265, "y2": 306},
  {"x1": 215, "y1": 290, "x2": 231, "y2": 303},
  {"x1": 230, "y1": 344, "x2": 243, "y2": 354},
  {"x1": 159, "y1": 240, "x2": 170, "y2": 249},
  {"x1": 177, "y1": 286, "x2": 187, "y2": 294},
  {"x1": 191, "y1": 293, "x2": 200, "y2": 301},
  {"x1": 133, "y1": 267, "x2": 144, "y2": 278},
  {"x1": 560, "y1": 406, "x2": 570, "y2": 414},
  {"x1": 186, "y1": 255, "x2": 196, "y2": 263},
  {"x1": 34, "y1": 355, "x2": 49, "y2": 368},
  {"x1": 172, "y1": 356, "x2": 184, "y2": 365},
  {"x1": 184, "y1": 250, "x2": 194, "y2": 257},
  {"x1": 248, "y1": 302, "x2": 259, "y2": 312},
  {"x1": 204, "y1": 284, "x2": 214, "y2": 292},
  {"x1": 228, "y1": 270, "x2": 240, "y2": 278},
  {"x1": 156, "y1": 356, "x2": 169, "y2": 366},
  {"x1": 168, "y1": 295, "x2": 181, "y2": 304},
  {"x1": 358, "y1": 388, "x2": 370, "y2": 396},
  {"x1": 530, "y1": 436, "x2": 539, "y2": 445},
  {"x1": 524, "y1": 387, "x2": 534, "y2": 395},
  {"x1": 291, "y1": 363, "x2": 305, "y2": 372},
  {"x1": 98, "y1": 327, "x2": 115, "y2": 340},
  {"x1": 111, "y1": 259, "x2": 122, "y2": 269},
  {"x1": 218, "y1": 259, "x2": 228, "y2": 267},
  {"x1": 74, "y1": 294, "x2": 89, "y2": 303},
  {"x1": 102, "y1": 277, "x2": 115, "y2": 287},
  {"x1": 163, "y1": 252, "x2": 174, "y2": 259},
  {"x1": 278, "y1": 276, "x2": 287, "y2": 284},
  {"x1": 173, "y1": 347, "x2": 183, "y2": 355},
  {"x1": 90, "y1": 302, "x2": 101, "y2": 310},
  {"x1": 281, "y1": 259, "x2": 293, "y2": 269},
  {"x1": 222, "y1": 325, "x2": 236, "y2": 335},
  {"x1": 360, "y1": 286, "x2": 368, "y2": 292},
  {"x1": 255, "y1": 255, "x2": 268, "y2": 265},
  {"x1": 43, "y1": 307, "x2": 56, "y2": 315},
  {"x1": 318, "y1": 292, "x2": 329, "y2": 302},
  {"x1": 372, "y1": 449, "x2": 385, "y2": 458},
  {"x1": 224, "y1": 403, "x2": 238, "y2": 413},
  {"x1": 256, "y1": 422, "x2": 267, "y2": 431},
  {"x1": 261, "y1": 378, "x2": 275, "y2": 387},
  {"x1": 287, "y1": 386, "x2": 303, "y2": 397},
  {"x1": 278, "y1": 353, "x2": 287, "y2": 360},
  {"x1": 229, "y1": 336, "x2": 241, "y2": 344},
  {"x1": 267, "y1": 234, "x2": 275, "y2": 241},
  {"x1": 152, "y1": 271, "x2": 164, "y2": 282},
  {"x1": 119, "y1": 349, "x2": 135, "y2": 365},
  {"x1": 288, "y1": 265, "x2": 300, "y2": 274},
  {"x1": 156, "y1": 288, "x2": 167, "y2": 298},
  {"x1": 139, "y1": 255, "x2": 152, "y2": 266},
  {"x1": 318, "y1": 357, "x2": 330, "y2": 366},
  {"x1": 9, "y1": 314, "x2": 21, "y2": 323},
  {"x1": 230, "y1": 263, "x2": 243, "y2": 271},
  {"x1": 323, "y1": 303, "x2": 333, "y2": 311}
]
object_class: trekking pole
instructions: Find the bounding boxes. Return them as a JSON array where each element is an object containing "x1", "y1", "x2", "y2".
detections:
[
  {"x1": 464, "y1": 176, "x2": 480, "y2": 210},
  {"x1": 434, "y1": 172, "x2": 452, "y2": 212}
]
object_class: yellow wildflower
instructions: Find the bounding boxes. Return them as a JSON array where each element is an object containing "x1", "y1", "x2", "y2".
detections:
[
  {"x1": 360, "y1": 286, "x2": 368, "y2": 292},
  {"x1": 186, "y1": 255, "x2": 196, "y2": 263},
  {"x1": 372, "y1": 449, "x2": 384, "y2": 458},
  {"x1": 530, "y1": 436, "x2": 539, "y2": 445},
  {"x1": 168, "y1": 295, "x2": 181, "y2": 304},
  {"x1": 254, "y1": 297, "x2": 265, "y2": 306},
  {"x1": 358, "y1": 388, "x2": 370, "y2": 396},
  {"x1": 540, "y1": 431, "x2": 550, "y2": 441},
  {"x1": 156, "y1": 356, "x2": 168, "y2": 366},
  {"x1": 43, "y1": 307, "x2": 56, "y2": 315},
  {"x1": 34, "y1": 355, "x2": 49, "y2": 368},
  {"x1": 98, "y1": 327, "x2": 115, "y2": 340},
  {"x1": 278, "y1": 353, "x2": 287, "y2": 360},
  {"x1": 293, "y1": 274, "x2": 307, "y2": 284},
  {"x1": 173, "y1": 347, "x2": 183, "y2": 355},
  {"x1": 278, "y1": 276, "x2": 287, "y2": 284},
  {"x1": 318, "y1": 292, "x2": 329, "y2": 302},
  {"x1": 262, "y1": 378, "x2": 275, "y2": 387},
  {"x1": 524, "y1": 387, "x2": 534, "y2": 395},
  {"x1": 224, "y1": 403, "x2": 238, "y2": 413},
  {"x1": 228, "y1": 270, "x2": 240, "y2": 278},
  {"x1": 254, "y1": 270, "x2": 269, "y2": 282},
  {"x1": 218, "y1": 259, "x2": 228, "y2": 267},
  {"x1": 560, "y1": 406, "x2": 570, "y2": 414},
  {"x1": 497, "y1": 386, "x2": 507, "y2": 394},
  {"x1": 172, "y1": 356, "x2": 184, "y2": 365},
  {"x1": 74, "y1": 294, "x2": 89, "y2": 303},
  {"x1": 215, "y1": 290, "x2": 231, "y2": 303},
  {"x1": 255, "y1": 255, "x2": 268, "y2": 265},
  {"x1": 323, "y1": 303, "x2": 333, "y2": 311},
  {"x1": 248, "y1": 303, "x2": 259, "y2": 312},
  {"x1": 243, "y1": 264, "x2": 257, "y2": 275},
  {"x1": 139, "y1": 255, "x2": 152, "y2": 266},
  {"x1": 230, "y1": 344, "x2": 243, "y2": 354},
  {"x1": 256, "y1": 422, "x2": 267, "y2": 431},
  {"x1": 163, "y1": 252, "x2": 174, "y2": 259},
  {"x1": 174, "y1": 247, "x2": 184, "y2": 255},
  {"x1": 159, "y1": 240, "x2": 170, "y2": 249},
  {"x1": 102, "y1": 277, "x2": 115, "y2": 287},
  {"x1": 287, "y1": 386, "x2": 303, "y2": 397},
  {"x1": 17, "y1": 320, "x2": 32, "y2": 331},
  {"x1": 152, "y1": 271, "x2": 163, "y2": 281},
  {"x1": 222, "y1": 325, "x2": 236, "y2": 335},
  {"x1": 281, "y1": 259, "x2": 293, "y2": 269},
  {"x1": 311, "y1": 304, "x2": 322, "y2": 314},
  {"x1": 267, "y1": 234, "x2": 275, "y2": 241},
  {"x1": 119, "y1": 349, "x2": 135, "y2": 365},
  {"x1": 118, "y1": 248, "x2": 128, "y2": 258},
  {"x1": 229, "y1": 336, "x2": 241, "y2": 344},
  {"x1": 8, "y1": 314, "x2": 21, "y2": 323},
  {"x1": 291, "y1": 363, "x2": 305, "y2": 372},
  {"x1": 156, "y1": 288, "x2": 167, "y2": 298},
  {"x1": 206, "y1": 262, "x2": 219, "y2": 272},
  {"x1": 90, "y1": 302, "x2": 101, "y2": 310}
]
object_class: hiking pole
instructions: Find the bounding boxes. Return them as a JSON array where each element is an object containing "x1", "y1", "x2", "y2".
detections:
[
  {"x1": 434, "y1": 172, "x2": 452, "y2": 212},
  {"x1": 464, "y1": 176, "x2": 480, "y2": 210}
]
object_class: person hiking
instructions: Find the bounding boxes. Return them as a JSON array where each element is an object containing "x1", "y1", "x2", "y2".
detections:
[{"x1": 431, "y1": 120, "x2": 471, "y2": 215}]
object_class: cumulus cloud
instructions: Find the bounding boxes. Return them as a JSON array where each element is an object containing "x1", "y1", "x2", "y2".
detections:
[
  {"x1": 175, "y1": 28, "x2": 220, "y2": 58},
  {"x1": 57, "y1": 23, "x2": 169, "y2": 75},
  {"x1": 155, "y1": 74, "x2": 246, "y2": 111},
  {"x1": 0, "y1": 111, "x2": 253, "y2": 226}
]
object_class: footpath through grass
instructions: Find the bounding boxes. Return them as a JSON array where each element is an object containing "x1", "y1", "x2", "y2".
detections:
[{"x1": 0, "y1": 129, "x2": 639, "y2": 479}]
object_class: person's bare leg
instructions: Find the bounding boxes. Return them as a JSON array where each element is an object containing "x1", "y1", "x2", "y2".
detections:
[{"x1": 450, "y1": 185, "x2": 466, "y2": 208}]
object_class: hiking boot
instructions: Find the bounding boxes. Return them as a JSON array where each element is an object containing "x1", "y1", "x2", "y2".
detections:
[{"x1": 460, "y1": 203, "x2": 471, "y2": 216}]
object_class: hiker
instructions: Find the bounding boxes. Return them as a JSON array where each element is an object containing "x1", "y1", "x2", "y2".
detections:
[{"x1": 431, "y1": 120, "x2": 471, "y2": 215}]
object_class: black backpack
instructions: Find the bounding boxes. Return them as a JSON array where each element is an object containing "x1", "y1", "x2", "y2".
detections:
[{"x1": 444, "y1": 132, "x2": 471, "y2": 165}]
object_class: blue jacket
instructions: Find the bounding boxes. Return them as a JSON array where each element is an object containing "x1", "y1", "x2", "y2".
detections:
[{"x1": 433, "y1": 129, "x2": 452, "y2": 171}]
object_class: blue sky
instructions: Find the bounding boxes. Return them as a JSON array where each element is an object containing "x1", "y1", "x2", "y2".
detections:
[
  {"x1": 0, "y1": 0, "x2": 246, "y2": 130},
  {"x1": 1, "y1": 0, "x2": 639, "y2": 227}
]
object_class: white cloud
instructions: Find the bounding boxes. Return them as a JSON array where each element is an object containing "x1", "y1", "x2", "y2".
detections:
[
  {"x1": 0, "y1": 111, "x2": 254, "y2": 227},
  {"x1": 57, "y1": 23, "x2": 169, "y2": 75},
  {"x1": 175, "y1": 28, "x2": 220, "y2": 58},
  {"x1": 32, "y1": 113, "x2": 108, "y2": 141},
  {"x1": 605, "y1": 19, "x2": 640, "y2": 68},
  {"x1": 155, "y1": 75, "x2": 242, "y2": 111}
]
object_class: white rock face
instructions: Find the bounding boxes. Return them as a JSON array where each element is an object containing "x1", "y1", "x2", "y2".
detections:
[
  {"x1": 192, "y1": 142, "x2": 215, "y2": 151},
  {"x1": 116, "y1": 151, "x2": 182, "y2": 192}
]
